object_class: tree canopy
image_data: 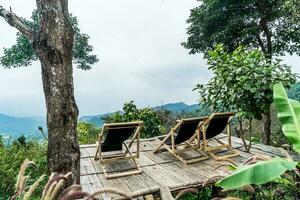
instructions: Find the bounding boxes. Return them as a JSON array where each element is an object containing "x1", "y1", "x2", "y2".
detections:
[
  {"x1": 195, "y1": 44, "x2": 296, "y2": 120},
  {"x1": 183, "y1": 0, "x2": 300, "y2": 59},
  {"x1": 104, "y1": 101, "x2": 162, "y2": 138},
  {"x1": 0, "y1": 10, "x2": 98, "y2": 70}
]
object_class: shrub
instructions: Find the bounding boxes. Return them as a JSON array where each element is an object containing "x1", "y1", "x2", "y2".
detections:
[
  {"x1": 0, "y1": 136, "x2": 47, "y2": 198},
  {"x1": 77, "y1": 122, "x2": 100, "y2": 144},
  {"x1": 104, "y1": 101, "x2": 162, "y2": 138}
]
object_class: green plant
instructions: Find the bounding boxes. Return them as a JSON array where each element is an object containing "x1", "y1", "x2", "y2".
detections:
[
  {"x1": 183, "y1": 0, "x2": 300, "y2": 60},
  {"x1": 12, "y1": 159, "x2": 46, "y2": 200},
  {"x1": 8, "y1": 159, "x2": 132, "y2": 200},
  {"x1": 77, "y1": 122, "x2": 100, "y2": 144},
  {"x1": 216, "y1": 157, "x2": 297, "y2": 190},
  {"x1": 184, "y1": 0, "x2": 300, "y2": 146},
  {"x1": 215, "y1": 82, "x2": 300, "y2": 198},
  {"x1": 104, "y1": 101, "x2": 162, "y2": 138},
  {"x1": 176, "y1": 187, "x2": 212, "y2": 200},
  {"x1": 0, "y1": 135, "x2": 4, "y2": 148},
  {"x1": 195, "y1": 44, "x2": 296, "y2": 145},
  {"x1": 0, "y1": 138, "x2": 47, "y2": 198},
  {"x1": 274, "y1": 83, "x2": 300, "y2": 153}
]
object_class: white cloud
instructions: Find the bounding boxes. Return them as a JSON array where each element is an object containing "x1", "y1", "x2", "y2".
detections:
[{"x1": 0, "y1": 0, "x2": 299, "y2": 116}]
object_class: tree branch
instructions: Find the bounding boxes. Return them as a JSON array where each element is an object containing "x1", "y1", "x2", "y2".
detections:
[
  {"x1": 255, "y1": 33, "x2": 267, "y2": 55},
  {"x1": 0, "y1": 5, "x2": 34, "y2": 40}
]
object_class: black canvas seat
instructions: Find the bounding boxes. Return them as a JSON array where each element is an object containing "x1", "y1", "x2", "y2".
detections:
[
  {"x1": 200, "y1": 112, "x2": 239, "y2": 159},
  {"x1": 157, "y1": 119, "x2": 204, "y2": 145},
  {"x1": 94, "y1": 121, "x2": 143, "y2": 179},
  {"x1": 101, "y1": 125, "x2": 137, "y2": 152},
  {"x1": 154, "y1": 117, "x2": 209, "y2": 164},
  {"x1": 201, "y1": 115, "x2": 231, "y2": 140}
]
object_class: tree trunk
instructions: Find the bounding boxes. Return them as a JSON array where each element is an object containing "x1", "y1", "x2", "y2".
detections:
[
  {"x1": 262, "y1": 108, "x2": 271, "y2": 145},
  {"x1": 259, "y1": 16, "x2": 272, "y2": 146},
  {"x1": 33, "y1": 0, "x2": 80, "y2": 183},
  {"x1": 1, "y1": 0, "x2": 80, "y2": 183}
]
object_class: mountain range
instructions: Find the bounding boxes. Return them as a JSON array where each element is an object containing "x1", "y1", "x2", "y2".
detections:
[
  {"x1": 79, "y1": 102, "x2": 199, "y2": 127},
  {"x1": 0, "y1": 102, "x2": 199, "y2": 141},
  {"x1": 0, "y1": 114, "x2": 47, "y2": 141}
]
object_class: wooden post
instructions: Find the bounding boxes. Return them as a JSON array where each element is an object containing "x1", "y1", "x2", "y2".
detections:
[
  {"x1": 137, "y1": 126, "x2": 141, "y2": 158},
  {"x1": 171, "y1": 129, "x2": 175, "y2": 153},
  {"x1": 227, "y1": 123, "x2": 232, "y2": 147},
  {"x1": 202, "y1": 126, "x2": 207, "y2": 151},
  {"x1": 99, "y1": 134, "x2": 103, "y2": 162},
  {"x1": 196, "y1": 128, "x2": 200, "y2": 148}
]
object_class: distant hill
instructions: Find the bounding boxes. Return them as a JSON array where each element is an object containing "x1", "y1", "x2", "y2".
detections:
[
  {"x1": 0, "y1": 113, "x2": 47, "y2": 141},
  {"x1": 79, "y1": 113, "x2": 112, "y2": 127},
  {"x1": 155, "y1": 102, "x2": 200, "y2": 113},
  {"x1": 1, "y1": 82, "x2": 299, "y2": 141},
  {"x1": 80, "y1": 102, "x2": 200, "y2": 127},
  {"x1": 0, "y1": 102, "x2": 201, "y2": 140}
]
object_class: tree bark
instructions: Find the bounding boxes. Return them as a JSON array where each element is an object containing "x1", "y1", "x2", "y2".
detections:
[
  {"x1": 238, "y1": 117, "x2": 252, "y2": 152},
  {"x1": 262, "y1": 108, "x2": 271, "y2": 145},
  {"x1": 33, "y1": 0, "x2": 80, "y2": 183},
  {"x1": 0, "y1": 1, "x2": 80, "y2": 183},
  {"x1": 259, "y1": 15, "x2": 273, "y2": 145}
]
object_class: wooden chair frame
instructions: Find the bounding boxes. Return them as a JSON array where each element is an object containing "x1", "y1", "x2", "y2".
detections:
[
  {"x1": 153, "y1": 117, "x2": 209, "y2": 165},
  {"x1": 200, "y1": 112, "x2": 239, "y2": 160},
  {"x1": 94, "y1": 121, "x2": 143, "y2": 179}
]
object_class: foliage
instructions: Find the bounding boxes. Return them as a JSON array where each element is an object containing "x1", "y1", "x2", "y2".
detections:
[
  {"x1": 13, "y1": 159, "x2": 46, "y2": 200},
  {"x1": 179, "y1": 182, "x2": 298, "y2": 199},
  {"x1": 274, "y1": 82, "x2": 300, "y2": 153},
  {"x1": 0, "y1": 135, "x2": 4, "y2": 148},
  {"x1": 216, "y1": 157, "x2": 298, "y2": 190},
  {"x1": 215, "y1": 83, "x2": 300, "y2": 199},
  {"x1": 0, "y1": 136, "x2": 47, "y2": 198},
  {"x1": 104, "y1": 101, "x2": 162, "y2": 138},
  {"x1": 178, "y1": 187, "x2": 212, "y2": 200},
  {"x1": 2, "y1": 137, "x2": 133, "y2": 199},
  {"x1": 0, "y1": 11, "x2": 98, "y2": 70},
  {"x1": 183, "y1": 0, "x2": 300, "y2": 58},
  {"x1": 195, "y1": 44, "x2": 296, "y2": 145},
  {"x1": 77, "y1": 122, "x2": 100, "y2": 144},
  {"x1": 8, "y1": 159, "x2": 132, "y2": 200},
  {"x1": 155, "y1": 105, "x2": 212, "y2": 135},
  {"x1": 195, "y1": 45, "x2": 296, "y2": 120},
  {"x1": 155, "y1": 109, "x2": 178, "y2": 135},
  {"x1": 288, "y1": 81, "x2": 300, "y2": 102},
  {"x1": 139, "y1": 108, "x2": 162, "y2": 138}
]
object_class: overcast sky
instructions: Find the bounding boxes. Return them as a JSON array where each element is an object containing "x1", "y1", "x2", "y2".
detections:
[{"x1": 0, "y1": 0, "x2": 299, "y2": 117}]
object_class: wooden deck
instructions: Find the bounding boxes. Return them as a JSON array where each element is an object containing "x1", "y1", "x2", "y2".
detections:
[{"x1": 80, "y1": 134, "x2": 287, "y2": 199}]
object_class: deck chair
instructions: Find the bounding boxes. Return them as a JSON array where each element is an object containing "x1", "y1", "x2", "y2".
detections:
[
  {"x1": 153, "y1": 117, "x2": 209, "y2": 164},
  {"x1": 200, "y1": 112, "x2": 239, "y2": 159},
  {"x1": 94, "y1": 121, "x2": 143, "y2": 179}
]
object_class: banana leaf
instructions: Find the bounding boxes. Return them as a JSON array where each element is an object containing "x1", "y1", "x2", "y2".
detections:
[
  {"x1": 273, "y1": 83, "x2": 300, "y2": 153},
  {"x1": 216, "y1": 157, "x2": 297, "y2": 190}
]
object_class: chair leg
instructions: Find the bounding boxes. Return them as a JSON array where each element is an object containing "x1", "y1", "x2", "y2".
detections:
[
  {"x1": 94, "y1": 141, "x2": 99, "y2": 160},
  {"x1": 153, "y1": 136, "x2": 170, "y2": 153},
  {"x1": 94, "y1": 133, "x2": 103, "y2": 160}
]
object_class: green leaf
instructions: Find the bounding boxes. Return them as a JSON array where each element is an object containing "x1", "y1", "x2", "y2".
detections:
[
  {"x1": 0, "y1": 11, "x2": 98, "y2": 70},
  {"x1": 273, "y1": 83, "x2": 300, "y2": 153},
  {"x1": 216, "y1": 157, "x2": 297, "y2": 190}
]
